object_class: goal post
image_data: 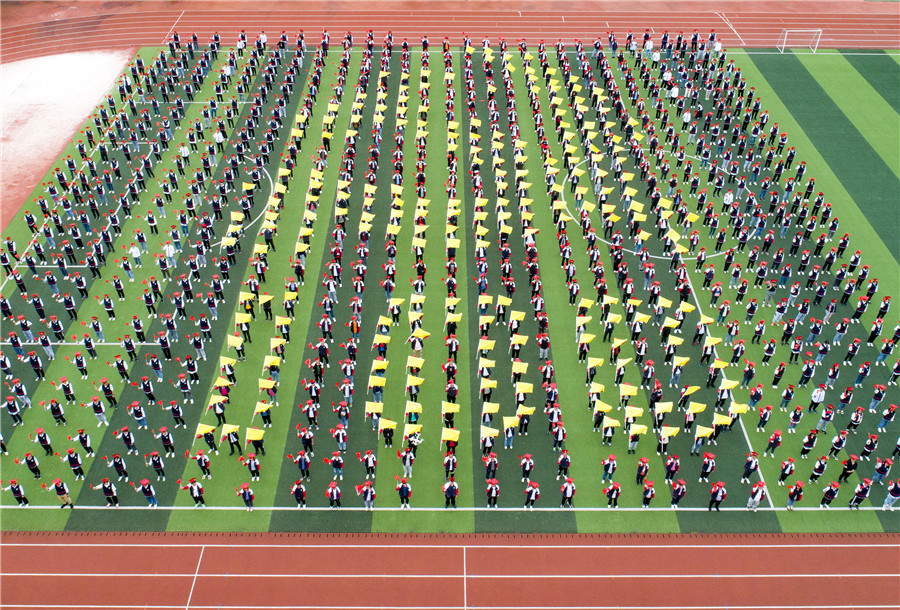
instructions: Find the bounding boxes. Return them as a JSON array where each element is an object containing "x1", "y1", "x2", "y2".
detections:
[{"x1": 776, "y1": 29, "x2": 823, "y2": 53}]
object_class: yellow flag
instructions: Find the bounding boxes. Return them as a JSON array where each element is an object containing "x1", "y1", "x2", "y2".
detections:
[
  {"x1": 620, "y1": 384, "x2": 638, "y2": 397},
  {"x1": 441, "y1": 428, "x2": 460, "y2": 442},
  {"x1": 515, "y1": 382, "x2": 533, "y2": 394},
  {"x1": 591, "y1": 400, "x2": 612, "y2": 413},
  {"x1": 503, "y1": 416, "x2": 520, "y2": 429},
  {"x1": 730, "y1": 403, "x2": 749, "y2": 414},
  {"x1": 688, "y1": 402, "x2": 707, "y2": 414},
  {"x1": 195, "y1": 423, "x2": 216, "y2": 436},
  {"x1": 713, "y1": 413, "x2": 733, "y2": 427},
  {"x1": 480, "y1": 426, "x2": 499, "y2": 438},
  {"x1": 661, "y1": 425, "x2": 680, "y2": 438},
  {"x1": 695, "y1": 426, "x2": 715, "y2": 438},
  {"x1": 625, "y1": 406, "x2": 644, "y2": 419},
  {"x1": 213, "y1": 377, "x2": 232, "y2": 388},
  {"x1": 478, "y1": 339, "x2": 495, "y2": 352}
]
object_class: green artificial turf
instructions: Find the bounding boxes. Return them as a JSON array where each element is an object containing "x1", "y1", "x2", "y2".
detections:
[{"x1": 1, "y1": 43, "x2": 898, "y2": 535}]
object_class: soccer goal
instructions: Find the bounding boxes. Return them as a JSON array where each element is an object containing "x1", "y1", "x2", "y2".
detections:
[{"x1": 776, "y1": 29, "x2": 823, "y2": 53}]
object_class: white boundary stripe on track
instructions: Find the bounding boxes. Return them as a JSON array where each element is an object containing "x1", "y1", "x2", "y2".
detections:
[
  {"x1": 161, "y1": 10, "x2": 185, "y2": 45},
  {"x1": 1, "y1": 605, "x2": 898, "y2": 610},
  {"x1": 715, "y1": 12, "x2": 747, "y2": 46},
  {"x1": 2, "y1": 572, "x2": 895, "y2": 579},
  {"x1": 184, "y1": 544, "x2": 204, "y2": 610}
]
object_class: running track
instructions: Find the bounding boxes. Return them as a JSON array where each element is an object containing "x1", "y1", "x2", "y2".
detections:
[
  {"x1": 2, "y1": 0, "x2": 899, "y2": 63},
  {"x1": 1, "y1": 532, "x2": 899, "y2": 609},
  {"x1": 2, "y1": 3, "x2": 899, "y2": 609}
]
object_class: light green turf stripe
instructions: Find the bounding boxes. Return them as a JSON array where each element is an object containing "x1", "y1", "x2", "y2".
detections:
[
  {"x1": 165, "y1": 54, "x2": 352, "y2": 531},
  {"x1": 776, "y1": 506, "x2": 886, "y2": 532},
  {"x1": 506, "y1": 56, "x2": 678, "y2": 532},
  {"x1": 371, "y1": 57, "x2": 429, "y2": 531},
  {"x1": 796, "y1": 52, "x2": 900, "y2": 181},
  {"x1": 369, "y1": 55, "x2": 474, "y2": 532},
  {"x1": 732, "y1": 49, "x2": 899, "y2": 299},
  {"x1": 409, "y1": 64, "x2": 477, "y2": 530}
]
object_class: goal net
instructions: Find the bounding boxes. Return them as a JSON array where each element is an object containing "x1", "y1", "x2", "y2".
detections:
[{"x1": 776, "y1": 29, "x2": 823, "y2": 53}]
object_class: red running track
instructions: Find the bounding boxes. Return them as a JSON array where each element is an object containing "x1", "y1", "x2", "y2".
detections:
[
  {"x1": 1, "y1": 532, "x2": 898, "y2": 609},
  {"x1": 2, "y1": 0, "x2": 899, "y2": 63}
]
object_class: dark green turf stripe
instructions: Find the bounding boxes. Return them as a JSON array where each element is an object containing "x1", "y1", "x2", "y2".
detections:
[
  {"x1": 841, "y1": 51, "x2": 900, "y2": 115},
  {"x1": 65, "y1": 50, "x2": 303, "y2": 531},
  {"x1": 676, "y1": 507, "x2": 781, "y2": 533},
  {"x1": 748, "y1": 52, "x2": 900, "y2": 262},
  {"x1": 876, "y1": 508, "x2": 900, "y2": 532}
]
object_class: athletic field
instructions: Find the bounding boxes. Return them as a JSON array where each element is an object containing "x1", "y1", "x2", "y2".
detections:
[{"x1": 1, "y1": 32, "x2": 898, "y2": 539}]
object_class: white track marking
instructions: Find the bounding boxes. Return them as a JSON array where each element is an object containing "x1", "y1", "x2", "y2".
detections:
[{"x1": 184, "y1": 544, "x2": 204, "y2": 610}]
